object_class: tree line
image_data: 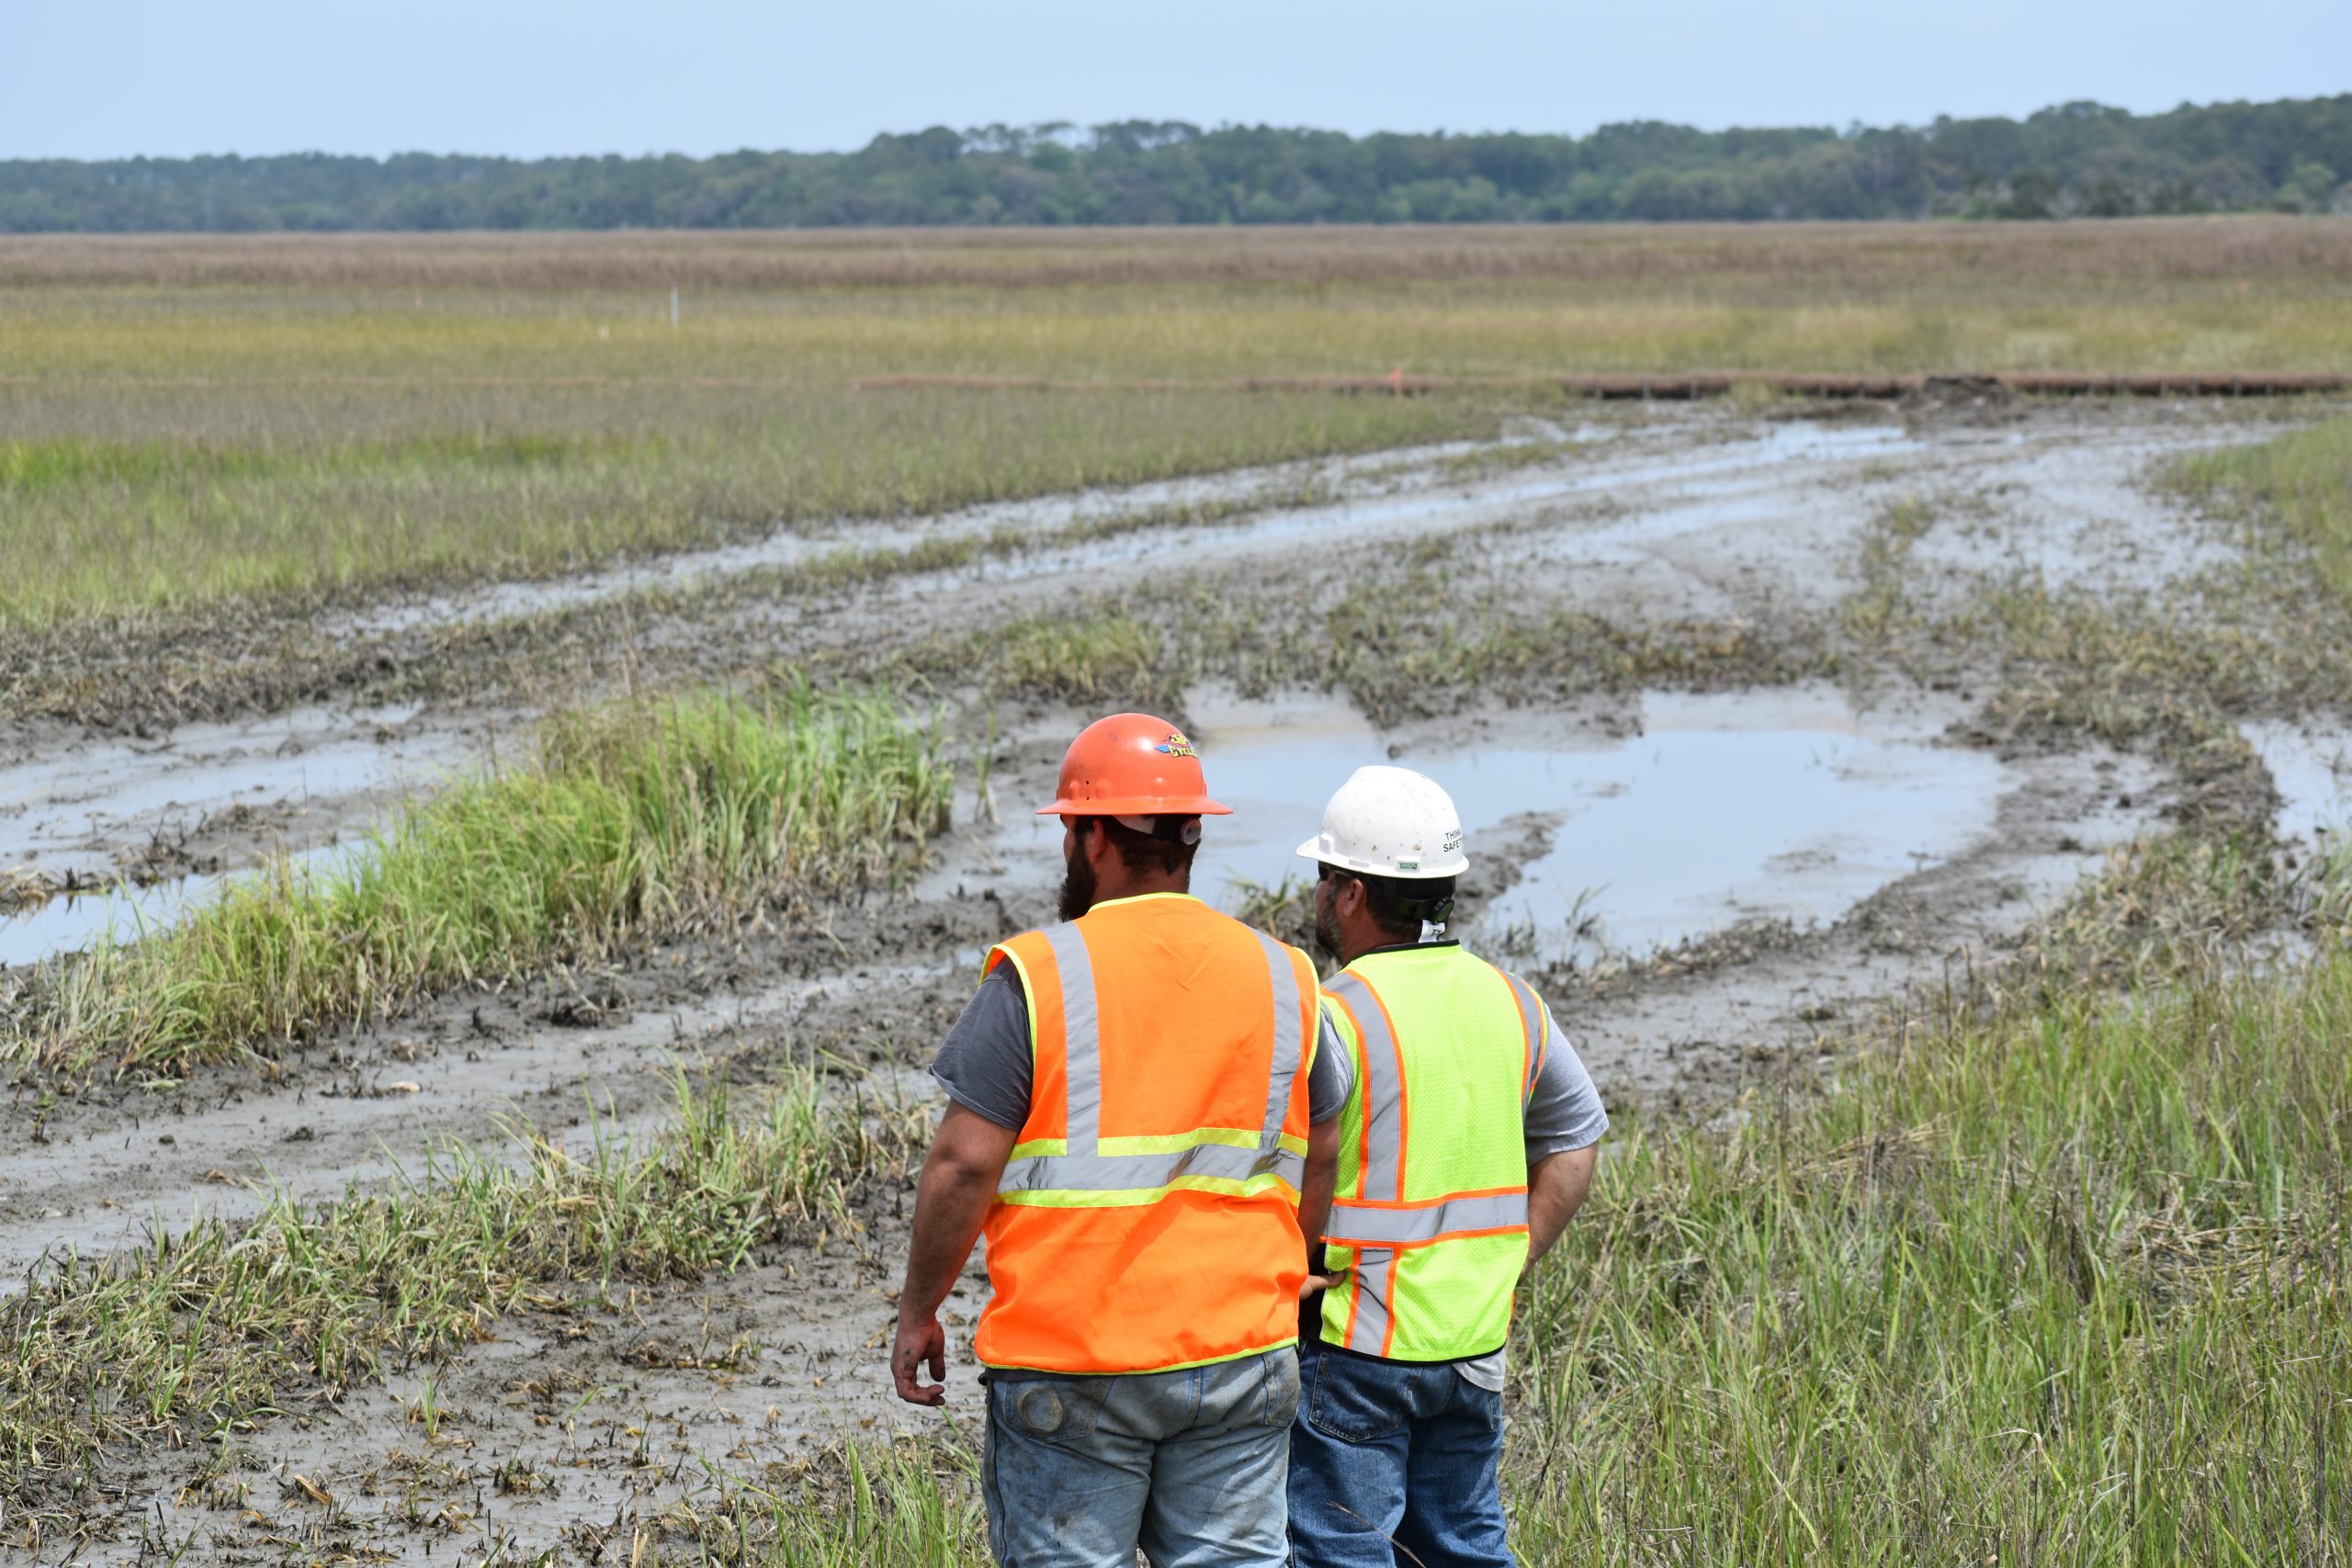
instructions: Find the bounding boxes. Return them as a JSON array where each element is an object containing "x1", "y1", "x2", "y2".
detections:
[{"x1": 6, "y1": 96, "x2": 2349, "y2": 231}]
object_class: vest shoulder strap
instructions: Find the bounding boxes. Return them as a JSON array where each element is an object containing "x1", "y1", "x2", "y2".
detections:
[{"x1": 1488, "y1": 962, "x2": 1551, "y2": 1108}]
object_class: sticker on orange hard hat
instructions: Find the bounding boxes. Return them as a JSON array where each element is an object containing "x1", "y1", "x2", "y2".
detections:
[{"x1": 1154, "y1": 731, "x2": 1198, "y2": 759}]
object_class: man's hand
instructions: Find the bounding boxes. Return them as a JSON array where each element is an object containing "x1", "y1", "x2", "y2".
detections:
[
  {"x1": 891, "y1": 1104, "x2": 1018, "y2": 1408},
  {"x1": 892, "y1": 1310, "x2": 949, "y2": 1406},
  {"x1": 1299, "y1": 1269, "x2": 1343, "y2": 1303}
]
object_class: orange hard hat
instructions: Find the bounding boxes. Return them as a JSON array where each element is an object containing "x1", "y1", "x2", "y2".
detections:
[{"x1": 1037, "y1": 713, "x2": 1233, "y2": 818}]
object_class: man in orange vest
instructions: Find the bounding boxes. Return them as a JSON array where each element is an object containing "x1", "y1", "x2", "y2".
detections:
[{"x1": 892, "y1": 712, "x2": 1349, "y2": 1568}]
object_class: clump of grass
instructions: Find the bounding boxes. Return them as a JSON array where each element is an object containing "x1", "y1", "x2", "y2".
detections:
[
  {"x1": 1225, "y1": 874, "x2": 1322, "y2": 965},
  {"x1": 2175, "y1": 416, "x2": 2352, "y2": 602},
  {"x1": 2019, "y1": 822, "x2": 2352, "y2": 990},
  {"x1": 2018, "y1": 829, "x2": 2288, "y2": 986},
  {"x1": 955, "y1": 574, "x2": 1829, "y2": 726},
  {"x1": 1430, "y1": 436, "x2": 1593, "y2": 483},
  {"x1": 992, "y1": 608, "x2": 1178, "y2": 708},
  {"x1": 3, "y1": 679, "x2": 953, "y2": 1077},
  {"x1": 0, "y1": 1071, "x2": 921, "y2": 1507},
  {"x1": 1947, "y1": 571, "x2": 2339, "y2": 808},
  {"x1": 1841, "y1": 494, "x2": 1939, "y2": 639},
  {"x1": 677, "y1": 1442, "x2": 988, "y2": 1567}
]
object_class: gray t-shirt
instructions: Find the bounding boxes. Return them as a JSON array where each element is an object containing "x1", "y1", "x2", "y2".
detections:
[
  {"x1": 931, "y1": 962, "x2": 1358, "y2": 1129},
  {"x1": 1518, "y1": 993, "x2": 1610, "y2": 1160}
]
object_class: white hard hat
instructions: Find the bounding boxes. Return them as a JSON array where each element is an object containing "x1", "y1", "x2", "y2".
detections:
[{"x1": 1296, "y1": 765, "x2": 1468, "y2": 879}]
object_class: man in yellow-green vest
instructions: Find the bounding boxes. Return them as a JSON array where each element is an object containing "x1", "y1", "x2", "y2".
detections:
[{"x1": 1287, "y1": 765, "x2": 1609, "y2": 1568}]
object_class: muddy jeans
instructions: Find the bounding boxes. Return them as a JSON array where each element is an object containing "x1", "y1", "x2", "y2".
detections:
[{"x1": 980, "y1": 1348, "x2": 1301, "y2": 1568}]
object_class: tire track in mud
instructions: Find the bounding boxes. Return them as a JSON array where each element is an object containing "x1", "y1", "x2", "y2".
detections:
[{"x1": 0, "y1": 399, "x2": 2255, "y2": 967}]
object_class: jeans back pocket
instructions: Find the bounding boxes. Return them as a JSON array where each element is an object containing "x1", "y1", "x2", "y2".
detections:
[{"x1": 1304, "y1": 1349, "x2": 1410, "y2": 1444}]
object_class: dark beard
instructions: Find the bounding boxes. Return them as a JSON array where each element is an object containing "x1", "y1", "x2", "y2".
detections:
[
  {"x1": 1057, "y1": 840, "x2": 1099, "y2": 922},
  {"x1": 1313, "y1": 880, "x2": 1344, "y2": 962}
]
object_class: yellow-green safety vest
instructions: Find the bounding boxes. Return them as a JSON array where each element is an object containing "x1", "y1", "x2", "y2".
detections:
[{"x1": 1316, "y1": 942, "x2": 1549, "y2": 1361}]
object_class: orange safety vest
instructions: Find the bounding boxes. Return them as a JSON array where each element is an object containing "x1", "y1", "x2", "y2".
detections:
[{"x1": 973, "y1": 892, "x2": 1321, "y2": 1375}]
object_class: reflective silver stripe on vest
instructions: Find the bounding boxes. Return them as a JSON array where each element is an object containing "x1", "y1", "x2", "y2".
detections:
[
  {"x1": 1323, "y1": 1190, "x2": 1529, "y2": 1247},
  {"x1": 1257, "y1": 931, "x2": 1307, "y2": 1144},
  {"x1": 1501, "y1": 969, "x2": 1547, "y2": 1105},
  {"x1": 999, "y1": 1142, "x2": 1306, "y2": 1194},
  {"x1": 1325, "y1": 970, "x2": 1405, "y2": 1202},
  {"x1": 998, "y1": 917, "x2": 1309, "y2": 1198},
  {"x1": 1346, "y1": 1247, "x2": 1396, "y2": 1355},
  {"x1": 1041, "y1": 920, "x2": 1101, "y2": 1155}
]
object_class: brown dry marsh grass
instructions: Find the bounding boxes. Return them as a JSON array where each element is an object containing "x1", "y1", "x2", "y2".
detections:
[{"x1": 5, "y1": 217, "x2": 2350, "y2": 292}]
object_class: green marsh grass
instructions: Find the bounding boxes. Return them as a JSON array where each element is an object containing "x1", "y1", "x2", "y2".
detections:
[
  {"x1": 9, "y1": 220, "x2": 2352, "y2": 626},
  {"x1": 1505, "y1": 955, "x2": 2350, "y2": 1562},
  {"x1": 2176, "y1": 414, "x2": 2352, "y2": 602},
  {"x1": 3, "y1": 680, "x2": 953, "y2": 1077},
  {"x1": 0, "y1": 1071, "x2": 920, "y2": 1505},
  {"x1": 675, "y1": 1443, "x2": 987, "y2": 1568},
  {"x1": 0, "y1": 387, "x2": 1485, "y2": 626}
]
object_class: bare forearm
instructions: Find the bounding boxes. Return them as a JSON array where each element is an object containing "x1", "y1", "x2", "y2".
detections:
[
  {"x1": 1298, "y1": 1116, "x2": 1340, "y2": 1258},
  {"x1": 899, "y1": 1149, "x2": 996, "y2": 1321},
  {"x1": 1527, "y1": 1144, "x2": 1598, "y2": 1265}
]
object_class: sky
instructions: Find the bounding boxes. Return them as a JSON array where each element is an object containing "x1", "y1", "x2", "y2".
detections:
[{"x1": 7, "y1": 0, "x2": 2349, "y2": 162}]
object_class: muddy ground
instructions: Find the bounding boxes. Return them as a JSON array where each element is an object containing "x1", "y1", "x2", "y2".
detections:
[{"x1": 4, "y1": 395, "x2": 2346, "y2": 1562}]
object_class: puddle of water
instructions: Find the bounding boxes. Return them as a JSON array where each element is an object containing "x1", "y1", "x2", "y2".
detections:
[
  {"x1": 2242, "y1": 720, "x2": 2352, "y2": 844},
  {"x1": 1193, "y1": 688, "x2": 2002, "y2": 964},
  {"x1": 0, "y1": 702, "x2": 468, "y2": 875},
  {"x1": 1482, "y1": 716, "x2": 2003, "y2": 957},
  {"x1": 0, "y1": 840, "x2": 375, "y2": 971},
  {"x1": 969, "y1": 683, "x2": 2008, "y2": 967}
]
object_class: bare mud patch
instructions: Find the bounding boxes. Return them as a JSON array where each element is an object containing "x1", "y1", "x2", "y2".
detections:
[{"x1": 45, "y1": 1215, "x2": 978, "y2": 1567}]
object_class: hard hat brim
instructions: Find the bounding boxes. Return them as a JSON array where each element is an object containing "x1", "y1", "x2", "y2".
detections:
[
  {"x1": 1038, "y1": 795, "x2": 1233, "y2": 818},
  {"x1": 1295, "y1": 832, "x2": 1467, "y2": 878}
]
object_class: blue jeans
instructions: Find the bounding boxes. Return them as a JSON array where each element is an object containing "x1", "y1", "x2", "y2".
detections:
[
  {"x1": 981, "y1": 1348, "x2": 1301, "y2": 1568},
  {"x1": 1286, "y1": 1344, "x2": 1512, "y2": 1568}
]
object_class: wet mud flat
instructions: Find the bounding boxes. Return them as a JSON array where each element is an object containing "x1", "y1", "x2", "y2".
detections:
[{"x1": 6, "y1": 396, "x2": 2350, "y2": 1562}]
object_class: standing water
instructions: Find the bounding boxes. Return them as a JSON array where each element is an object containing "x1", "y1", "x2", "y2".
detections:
[{"x1": 1182, "y1": 687, "x2": 2008, "y2": 964}]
